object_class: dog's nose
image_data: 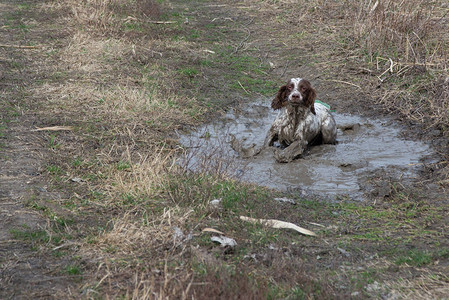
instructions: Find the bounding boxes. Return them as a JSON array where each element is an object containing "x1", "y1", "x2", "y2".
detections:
[{"x1": 291, "y1": 93, "x2": 300, "y2": 99}]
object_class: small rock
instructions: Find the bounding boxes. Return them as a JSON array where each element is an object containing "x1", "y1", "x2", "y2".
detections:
[
  {"x1": 351, "y1": 291, "x2": 360, "y2": 297},
  {"x1": 211, "y1": 235, "x2": 237, "y2": 248},
  {"x1": 273, "y1": 197, "x2": 296, "y2": 205},
  {"x1": 71, "y1": 177, "x2": 84, "y2": 183},
  {"x1": 210, "y1": 198, "x2": 222, "y2": 207}
]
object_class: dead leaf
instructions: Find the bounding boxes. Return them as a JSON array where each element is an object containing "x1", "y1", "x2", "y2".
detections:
[{"x1": 239, "y1": 216, "x2": 317, "y2": 237}]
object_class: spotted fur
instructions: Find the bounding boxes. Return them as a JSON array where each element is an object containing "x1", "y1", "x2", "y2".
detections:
[{"x1": 265, "y1": 78, "x2": 337, "y2": 162}]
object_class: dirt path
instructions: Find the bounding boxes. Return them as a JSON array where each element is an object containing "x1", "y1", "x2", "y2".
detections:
[{"x1": 0, "y1": 1, "x2": 79, "y2": 298}]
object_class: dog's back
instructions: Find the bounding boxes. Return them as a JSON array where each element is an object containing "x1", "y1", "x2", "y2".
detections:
[{"x1": 314, "y1": 103, "x2": 337, "y2": 144}]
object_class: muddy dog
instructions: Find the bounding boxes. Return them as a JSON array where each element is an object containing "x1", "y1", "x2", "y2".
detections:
[{"x1": 264, "y1": 78, "x2": 337, "y2": 162}]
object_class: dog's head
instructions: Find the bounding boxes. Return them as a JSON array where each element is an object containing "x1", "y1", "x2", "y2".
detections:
[{"x1": 271, "y1": 78, "x2": 316, "y2": 114}]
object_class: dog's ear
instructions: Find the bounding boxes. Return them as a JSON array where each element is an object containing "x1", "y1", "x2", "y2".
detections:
[
  {"x1": 271, "y1": 85, "x2": 288, "y2": 110},
  {"x1": 305, "y1": 85, "x2": 317, "y2": 115}
]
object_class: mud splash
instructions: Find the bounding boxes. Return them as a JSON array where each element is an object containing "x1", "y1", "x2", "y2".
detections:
[{"x1": 180, "y1": 100, "x2": 431, "y2": 199}]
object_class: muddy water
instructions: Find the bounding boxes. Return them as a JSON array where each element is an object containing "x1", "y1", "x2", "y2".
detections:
[{"x1": 179, "y1": 100, "x2": 431, "y2": 198}]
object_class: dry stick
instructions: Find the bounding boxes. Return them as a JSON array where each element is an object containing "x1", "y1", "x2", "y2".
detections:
[
  {"x1": 233, "y1": 18, "x2": 254, "y2": 54},
  {"x1": 0, "y1": 44, "x2": 40, "y2": 49},
  {"x1": 147, "y1": 21, "x2": 176, "y2": 24},
  {"x1": 233, "y1": 28, "x2": 251, "y2": 54},
  {"x1": 240, "y1": 216, "x2": 317, "y2": 236},
  {"x1": 237, "y1": 81, "x2": 249, "y2": 94},
  {"x1": 33, "y1": 126, "x2": 74, "y2": 131}
]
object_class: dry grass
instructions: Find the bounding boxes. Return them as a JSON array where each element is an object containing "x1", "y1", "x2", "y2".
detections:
[
  {"x1": 107, "y1": 147, "x2": 177, "y2": 200},
  {"x1": 30, "y1": 1, "x2": 237, "y2": 297},
  {"x1": 93, "y1": 207, "x2": 193, "y2": 258},
  {"x1": 12, "y1": 0, "x2": 447, "y2": 298},
  {"x1": 63, "y1": 0, "x2": 161, "y2": 34},
  {"x1": 61, "y1": 32, "x2": 131, "y2": 73},
  {"x1": 353, "y1": 0, "x2": 449, "y2": 135},
  {"x1": 355, "y1": 0, "x2": 448, "y2": 66},
  {"x1": 79, "y1": 208, "x2": 197, "y2": 298},
  {"x1": 384, "y1": 271, "x2": 449, "y2": 299}
]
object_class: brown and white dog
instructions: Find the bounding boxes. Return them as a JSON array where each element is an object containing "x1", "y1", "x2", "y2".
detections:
[{"x1": 265, "y1": 78, "x2": 337, "y2": 162}]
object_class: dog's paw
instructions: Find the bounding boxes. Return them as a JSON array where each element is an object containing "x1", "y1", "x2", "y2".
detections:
[
  {"x1": 273, "y1": 141, "x2": 305, "y2": 163},
  {"x1": 274, "y1": 149, "x2": 291, "y2": 163}
]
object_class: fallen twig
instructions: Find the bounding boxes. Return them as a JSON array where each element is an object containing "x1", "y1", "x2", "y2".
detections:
[
  {"x1": 202, "y1": 228, "x2": 224, "y2": 235},
  {"x1": 33, "y1": 126, "x2": 74, "y2": 131},
  {"x1": 307, "y1": 222, "x2": 326, "y2": 228},
  {"x1": 148, "y1": 21, "x2": 176, "y2": 24},
  {"x1": 52, "y1": 241, "x2": 78, "y2": 251},
  {"x1": 233, "y1": 27, "x2": 251, "y2": 54},
  {"x1": 240, "y1": 216, "x2": 317, "y2": 236},
  {"x1": 237, "y1": 81, "x2": 249, "y2": 94}
]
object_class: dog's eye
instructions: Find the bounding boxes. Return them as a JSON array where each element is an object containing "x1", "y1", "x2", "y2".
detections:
[
  {"x1": 287, "y1": 85, "x2": 293, "y2": 90},
  {"x1": 300, "y1": 87, "x2": 307, "y2": 92}
]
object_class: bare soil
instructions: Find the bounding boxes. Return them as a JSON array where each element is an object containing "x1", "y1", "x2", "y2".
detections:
[{"x1": 1, "y1": 0, "x2": 448, "y2": 299}]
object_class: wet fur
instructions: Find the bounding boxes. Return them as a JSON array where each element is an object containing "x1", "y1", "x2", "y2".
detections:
[{"x1": 265, "y1": 78, "x2": 337, "y2": 162}]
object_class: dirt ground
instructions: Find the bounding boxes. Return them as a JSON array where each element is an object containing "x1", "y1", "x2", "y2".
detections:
[{"x1": 1, "y1": 0, "x2": 449, "y2": 299}]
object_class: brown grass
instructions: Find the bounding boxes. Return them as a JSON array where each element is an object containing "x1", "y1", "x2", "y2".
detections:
[
  {"x1": 64, "y1": 0, "x2": 160, "y2": 34},
  {"x1": 107, "y1": 147, "x2": 177, "y2": 201},
  {"x1": 355, "y1": 0, "x2": 448, "y2": 66},
  {"x1": 384, "y1": 271, "x2": 449, "y2": 299},
  {"x1": 352, "y1": 1, "x2": 449, "y2": 136},
  {"x1": 31, "y1": 1, "x2": 215, "y2": 295},
  {"x1": 15, "y1": 0, "x2": 448, "y2": 298}
]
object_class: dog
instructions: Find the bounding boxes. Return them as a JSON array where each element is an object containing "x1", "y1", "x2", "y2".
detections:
[{"x1": 265, "y1": 78, "x2": 337, "y2": 162}]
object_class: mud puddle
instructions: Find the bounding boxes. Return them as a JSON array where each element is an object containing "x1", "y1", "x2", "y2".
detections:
[{"x1": 180, "y1": 100, "x2": 432, "y2": 199}]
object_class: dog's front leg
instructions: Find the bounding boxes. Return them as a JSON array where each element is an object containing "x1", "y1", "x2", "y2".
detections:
[
  {"x1": 273, "y1": 140, "x2": 306, "y2": 163},
  {"x1": 264, "y1": 126, "x2": 278, "y2": 147}
]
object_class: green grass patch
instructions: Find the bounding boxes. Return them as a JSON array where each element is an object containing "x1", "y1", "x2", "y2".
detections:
[
  {"x1": 116, "y1": 160, "x2": 130, "y2": 171},
  {"x1": 10, "y1": 228, "x2": 49, "y2": 243},
  {"x1": 178, "y1": 67, "x2": 199, "y2": 78},
  {"x1": 64, "y1": 264, "x2": 83, "y2": 275},
  {"x1": 395, "y1": 249, "x2": 433, "y2": 267},
  {"x1": 47, "y1": 164, "x2": 62, "y2": 175}
]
